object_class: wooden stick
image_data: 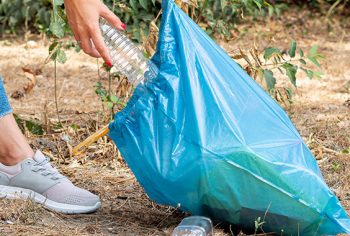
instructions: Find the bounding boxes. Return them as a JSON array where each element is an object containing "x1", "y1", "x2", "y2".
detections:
[{"x1": 72, "y1": 125, "x2": 110, "y2": 156}]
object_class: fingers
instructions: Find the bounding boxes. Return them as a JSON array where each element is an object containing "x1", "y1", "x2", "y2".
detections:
[
  {"x1": 100, "y1": 5, "x2": 125, "y2": 30},
  {"x1": 64, "y1": 0, "x2": 124, "y2": 64},
  {"x1": 79, "y1": 32, "x2": 100, "y2": 58},
  {"x1": 67, "y1": 17, "x2": 100, "y2": 58},
  {"x1": 67, "y1": 18, "x2": 76, "y2": 36},
  {"x1": 89, "y1": 25, "x2": 112, "y2": 64}
]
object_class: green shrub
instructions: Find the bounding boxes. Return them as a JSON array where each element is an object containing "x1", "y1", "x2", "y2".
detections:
[
  {"x1": 0, "y1": 0, "x2": 347, "y2": 36},
  {"x1": 0, "y1": 0, "x2": 281, "y2": 37},
  {"x1": 0, "y1": 0, "x2": 51, "y2": 33}
]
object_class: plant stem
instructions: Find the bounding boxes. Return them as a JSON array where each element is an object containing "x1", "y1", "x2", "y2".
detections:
[
  {"x1": 97, "y1": 59, "x2": 101, "y2": 81},
  {"x1": 196, "y1": 0, "x2": 209, "y2": 23},
  {"x1": 108, "y1": 70, "x2": 113, "y2": 120},
  {"x1": 112, "y1": 0, "x2": 116, "y2": 12},
  {"x1": 326, "y1": 0, "x2": 343, "y2": 19},
  {"x1": 96, "y1": 59, "x2": 104, "y2": 126},
  {"x1": 45, "y1": 43, "x2": 60, "y2": 64},
  {"x1": 263, "y1": 58, "x2": 302, "y2": 67},
  {"x1": 108, "y1": 71, "x2": 111, "y2": 98},
  {"x1": 54, "y1": 59, "x2": 62, "y2": 126}
]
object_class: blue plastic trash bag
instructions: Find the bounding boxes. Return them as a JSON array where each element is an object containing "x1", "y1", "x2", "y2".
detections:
[{"x1": 109, "y1": 0, "x2": 350, "y2": 234}]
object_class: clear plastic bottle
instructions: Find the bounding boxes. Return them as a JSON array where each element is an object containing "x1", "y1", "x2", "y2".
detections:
[
  {"x1": 172, "y1": 216, "x2": 213, "y2": 236},
  {"x1": 99, "y1": 18, "x2": 158, "y2": 86}
]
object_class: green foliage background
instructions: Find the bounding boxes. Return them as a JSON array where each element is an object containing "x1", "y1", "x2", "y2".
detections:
[
  {"x1": 0, "y1": 0, "x2": 52, "y2": 33},
  {"x1": 0, "y1": 0, "x2": 348, "y2": 39},
  {"x1": 0, "y1": 0, "x2": 345, "y2": 102}
]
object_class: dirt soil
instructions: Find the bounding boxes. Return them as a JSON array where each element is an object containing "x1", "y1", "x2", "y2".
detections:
[{"x1": 0, "y1": 9, "x2": 349, "y2": 236}]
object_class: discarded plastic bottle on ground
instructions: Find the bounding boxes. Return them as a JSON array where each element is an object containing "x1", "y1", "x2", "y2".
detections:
[
  {"x1": 172, "y1": 216, "x2": 213, "y2": 236},
  {"x1": 99, "y1": 18, "x2": 158, "y2": 86}
]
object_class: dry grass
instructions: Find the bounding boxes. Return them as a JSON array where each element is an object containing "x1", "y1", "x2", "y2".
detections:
[{"x1": 0, "y1": 8, "x2": 349, "y2": 236}]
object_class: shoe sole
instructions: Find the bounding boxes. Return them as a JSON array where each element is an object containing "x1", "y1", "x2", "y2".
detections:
[{"x1": 0, "y1": 185, "x2": 101, "y2": 214}]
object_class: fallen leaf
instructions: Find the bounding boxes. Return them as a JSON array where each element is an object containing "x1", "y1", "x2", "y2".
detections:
[
  {"x1": 11, "y1": 90, "x2": 24, "y2": 99},
  {"x1": 22, "y1": 66, "x2": 42, "y2": 75},
  {"x1": 344, "y1": 99, "x2": 350, "y2": 108},
  {"x1": 23, "y1": 71, "x2": 37, "y2": 94},
  {"x1": 143, "y1": 20, "x2": 159, "y2": 57}
]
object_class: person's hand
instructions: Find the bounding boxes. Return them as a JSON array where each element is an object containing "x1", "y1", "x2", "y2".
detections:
[{"x1": 64, "y1": 0, "x2": 126, "y2": 66}]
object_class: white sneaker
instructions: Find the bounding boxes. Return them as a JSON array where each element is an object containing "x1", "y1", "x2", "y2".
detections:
[{"x1": 0, "y1": 151, "x2": 101, "y2": 214}]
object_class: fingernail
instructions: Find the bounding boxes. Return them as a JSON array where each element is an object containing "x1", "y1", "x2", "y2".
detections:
[
  {"x1": 106, "y1": 61, "x2": 113, "y2": 67},
  {"x1": 121, "y1": 23, "x2": 126, "y2": 30}
]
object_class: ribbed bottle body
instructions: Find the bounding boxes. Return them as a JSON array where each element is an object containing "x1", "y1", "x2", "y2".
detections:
[{"x1": 99, "y1": 19, "x2": 157, "y2": 85}]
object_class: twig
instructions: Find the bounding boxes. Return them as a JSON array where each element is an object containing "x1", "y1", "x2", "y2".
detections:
[
  {"x1": 72, "y1": 125, "x2": 110, "y2": 156},
  {"x1": 155, "y1": 9, "x2": 162, "y2": 22},
  {"x1": 326, "y1": 0, "x2": 343, "y2": 19},
  {"x1": 322, "y1": 146, "x2": 340, "y2": 155},
  {"x1": 229, "y1": 224, "x2": 234, "y2": 236},
  {"x1": 152, "y1": 205, "x2": 180, "y2": 236}
]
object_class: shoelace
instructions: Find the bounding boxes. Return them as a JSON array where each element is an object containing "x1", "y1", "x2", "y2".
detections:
[{"x1": 31, "y1": 157, "x2": 64, "y2": 180}]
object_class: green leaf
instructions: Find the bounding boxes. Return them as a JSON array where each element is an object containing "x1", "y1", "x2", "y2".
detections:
[
  {"x1": 107, "y1": 102, "x2": 114, "y2": 109},
  {"x1": 110, "y1": 95, "x2": 119, "y2": 103},
  {"x1": 282, "y1": 63, "x2": 297, "y2": 87},
  {"x1": 49, "y1": 9, "x2": 66, "y2": 38},
  {"x1": 314, "y1": 71, "x2": 324, "y2": 80},
  {"x1": 299, "y1": 48, "x2": 304, "y2": 57},
  {"x1": 25, "y1": 120, "x2": 44, "y2": 135},
  {"x1": 285, "y1": 87, "x2": 293, "y2": 100},
  {"x1": 130, "y1": 0, "x2": 138, "y2": 10},
  {"x1": 220, "y1": 0, "x2": 227, "y2": 9},
  {"x1": 342, "y1": 148, "x2": 350, "y2": 154},
  {"x1": 49, "y1": 42, "x2": 58, "y2": 53},
  {"x1": 49, "y1": 21, "x2": 64, "y2": 38},
  {"x1": 288, "y1": 40, "x2": 297, "y2": 58},
  {"x1": 299, "y1": 59, "x2": 307, "y2": 65},
  {"x1": 70, "y1": 124, "x2": 79, "y2": 130},
  {"x1": 301, "y1": 68, "x2": 314, "y2": 79},
  {"x1": 314, "y1": 54, "x2": 326, "y2": 60},
  {"x1": 287, "y1": 68, "x2": 297, "y2": 87},
  {"x1": 263, "y1": 69, "x2": 276, "y2": 91},
  {"x1": 56, "y1": 49, "x2": 67, "y2": 64},
  {"x1": 205, "y1": 28, "x2": 213, "y2": 35},
  {"x1": 101, "y1": 94, "x2": 108, "y2": 101},
  {"x1": 75, "y1": 44, "x2": 81, "y2": 53},
  {"x1": 139, "y1": 0, "x2": 148, "y2": 10},
  {"x1": 309, "y1": 45, "x2": 318, "y2": 57},
  {"x1": 253, "y1": 0, "x2": 263, "y2": 10},
  {"x1": 53, "y1": 0, "x2": 64, "y2": 6},
  {"x1": 95, "y1": 81, "x2": 102, "y2": 88},
  {"x1": 264, "y1": 47, "x2": 281, "y2": 60},
  {"x1": 307, "y1": 71, "x2": 314, "y2": 79},
  {"x1": 308, "y1": 56, "x2": 321, "y2": 68}
]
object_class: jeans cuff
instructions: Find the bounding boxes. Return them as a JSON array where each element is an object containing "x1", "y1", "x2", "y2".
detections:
[{"x1": 0, "y1": 109, "x2": 12, "y2": 119}]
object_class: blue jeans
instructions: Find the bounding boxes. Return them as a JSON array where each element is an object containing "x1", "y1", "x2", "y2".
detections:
[{"x1": 0, "y1": 77, "x2": 12, "y2": 118}]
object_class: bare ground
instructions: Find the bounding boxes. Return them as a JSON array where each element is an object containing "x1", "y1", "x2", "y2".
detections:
[{"x1": 0, "y1": 10, "x2": 349, "y2": 236}]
